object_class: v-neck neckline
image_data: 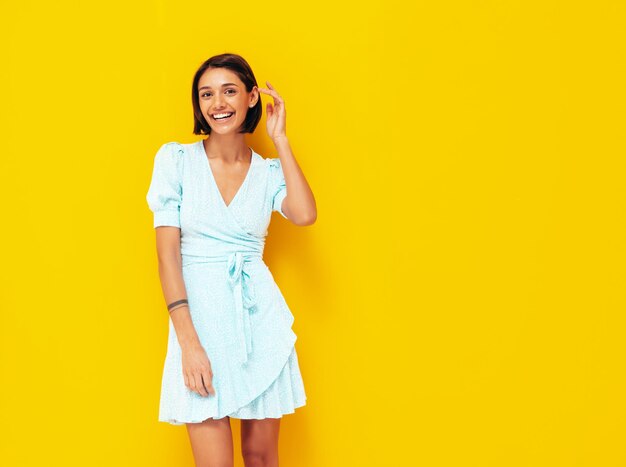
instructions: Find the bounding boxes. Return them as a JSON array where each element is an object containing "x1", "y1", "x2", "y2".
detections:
[{"x1": 199, "y1": 140, "x2": 255, "y2": 209}]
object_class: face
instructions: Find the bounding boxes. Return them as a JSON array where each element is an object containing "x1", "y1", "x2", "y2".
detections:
[{"x1": 197, "y1": 67, "x2": 258, "y2": 134}]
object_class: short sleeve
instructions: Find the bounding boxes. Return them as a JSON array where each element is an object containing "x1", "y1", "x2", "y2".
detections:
[
  {"x1": 146, "y1": 142, "x2": 184, "y2": 228},
  {"x1": 268, "y1": 158, "x2": 288, "y2": 219}
]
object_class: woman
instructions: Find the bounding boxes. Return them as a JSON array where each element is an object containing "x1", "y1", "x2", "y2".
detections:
[{"x1": 146, "y1": 53, "x2": 316, "y2": 466}]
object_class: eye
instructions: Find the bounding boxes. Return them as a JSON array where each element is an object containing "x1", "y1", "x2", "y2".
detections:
[{"x1": 200, "y1": 89, "x2": 236, "y2": 98}]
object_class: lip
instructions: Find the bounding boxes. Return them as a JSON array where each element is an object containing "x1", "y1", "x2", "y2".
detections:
[{"x1": 211, "y1": 111, "x2": 235, "y2": 122}]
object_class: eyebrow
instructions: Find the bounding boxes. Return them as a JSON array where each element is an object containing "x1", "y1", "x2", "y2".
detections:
[{"x1": 198, "y1": 83, "x2": 239, "y2": 91}]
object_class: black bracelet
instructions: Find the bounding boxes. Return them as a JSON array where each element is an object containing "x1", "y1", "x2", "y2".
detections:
[{"x1": 168, "y1": 298, "x2": 188, "y2": 311}]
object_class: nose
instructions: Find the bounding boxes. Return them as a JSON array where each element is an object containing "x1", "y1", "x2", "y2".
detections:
[{"x1": 213, "y1": 94, "x2": 225, "y2": 109}]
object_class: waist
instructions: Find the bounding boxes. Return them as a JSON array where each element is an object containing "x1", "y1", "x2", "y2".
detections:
[{"x1": 182, "y1": 251, "x2": 264, "y2": 267}]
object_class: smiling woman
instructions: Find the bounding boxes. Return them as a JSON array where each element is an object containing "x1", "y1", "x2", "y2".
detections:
[
  {"x1": 191, "y1": 58, "x2": 263, "y2": 137},
  {"x1": 147, "y1": 52, "x2": 316, "y2": 466}
]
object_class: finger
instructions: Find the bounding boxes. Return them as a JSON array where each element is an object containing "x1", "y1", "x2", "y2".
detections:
[
  {"x1": 209, "y1": 370, "x2": 215, "y2": 395},
  {"x1": 189, "y1": 372, "x2": 197, "y2": 392},
  {"x1": 267, "y1": 84, "x2": 283, "y2": 102},
  {"x1": 259, "y1": 87, "x2": 279, "y2": 99},
  {"x1": 193, "y1": 373, "x2": 208, "y2": 397},
  {"x1": 186, "y1": 372, "x2": 195, "y2": 392},
  {"x1": 263, "y1": 82, "x2": 283, "y2": 102},
  {"x1": 198, "y1": 373, "x2": 209, "y2": 397},
  {"x1": 202, "y1": 373, "x2": 215, "y2": 396},
  {"x1": 188, "y1": 374, "x2": 197, "y2": 395}
]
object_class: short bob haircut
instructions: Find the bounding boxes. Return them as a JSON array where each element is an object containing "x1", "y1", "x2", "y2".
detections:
[{"x1": 191, "y1": 53, "x2": 262, "y2": 135}]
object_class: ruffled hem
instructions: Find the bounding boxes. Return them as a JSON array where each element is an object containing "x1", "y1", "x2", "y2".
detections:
[
  {"x1": 158, "y1": 336, "x2": 306, "y2": 425},
  {"x1": 221, "y1": 344, "x2": 307, "y2": 420}
]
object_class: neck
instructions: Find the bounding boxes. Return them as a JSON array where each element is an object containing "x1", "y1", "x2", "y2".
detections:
[{"x1": 203, "y1": 135, "x2": 251, "y2": 163}]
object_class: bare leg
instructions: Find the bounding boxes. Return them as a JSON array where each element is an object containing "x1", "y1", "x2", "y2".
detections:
[
  {"x1": 241, "y1": 418, "x2": 281, "y2": 467},
  {"x1": 186, "y1": 416, "x2": 234, "y2": 467}
]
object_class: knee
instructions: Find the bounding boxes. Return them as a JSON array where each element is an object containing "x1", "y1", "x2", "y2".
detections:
[{"x1": 241, "y1": 447, "x2": 271, "y2": 467}]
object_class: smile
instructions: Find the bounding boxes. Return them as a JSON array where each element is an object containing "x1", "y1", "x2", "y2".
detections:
[{"x1": 212, "y1": 112, "x2": 234, "y2": 122}]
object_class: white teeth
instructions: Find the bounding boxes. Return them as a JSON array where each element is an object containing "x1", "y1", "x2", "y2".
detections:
[{"x1": 213, "y1": 112, "x2": 233, "y2": 119}]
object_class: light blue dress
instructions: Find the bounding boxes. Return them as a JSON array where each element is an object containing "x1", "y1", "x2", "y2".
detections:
[{"x1": 146, "y1": 140, "x2": 307, "y2": 425}]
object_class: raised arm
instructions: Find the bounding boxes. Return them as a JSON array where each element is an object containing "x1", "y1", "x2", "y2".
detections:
[
  {"x1": 272, "y1": 136, "x2": 317, "y2": 226},
  {"x1": 258, "y1": 82, "x2": 317, "y2": 226}
]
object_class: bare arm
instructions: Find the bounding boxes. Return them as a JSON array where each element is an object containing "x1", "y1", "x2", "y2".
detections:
[
  {"x1": 258, "y1": 82, "x2": 317, "y2": 226},
  {"x1": 273, "y1": 136, "x2": 317, "y2": 226},
  {"x1": 155, "y1": 226, "x2": 202, "y2": 350},
  {"x1": 155, "y1": 226, "x2": 215, "y2": 397}
]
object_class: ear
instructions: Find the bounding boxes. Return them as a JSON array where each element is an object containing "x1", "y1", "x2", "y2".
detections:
[{"x1": 249, "y1": 86, "x2": 260, "y2": 107}]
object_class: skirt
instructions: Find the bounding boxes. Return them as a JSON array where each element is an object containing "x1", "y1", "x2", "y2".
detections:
[{"x1": 158, "y1": 257, "x2": 307, "y2": 425}]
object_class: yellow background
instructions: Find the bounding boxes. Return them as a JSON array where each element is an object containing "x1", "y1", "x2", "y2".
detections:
[{"x1": 1, "y1": 1, "x2": 625, "y2": 465}]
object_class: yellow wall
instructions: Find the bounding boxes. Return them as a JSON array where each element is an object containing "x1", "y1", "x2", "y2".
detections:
[{"x1": 1, "y1": 1, "x2": 624, "y2": 465}]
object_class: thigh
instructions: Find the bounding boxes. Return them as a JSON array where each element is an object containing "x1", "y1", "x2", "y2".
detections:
[
  {"x1": 241, "y1": 418, "x2": 281, "y2": 460},
  {"x1": 186, "y1": 416, "x2": 234, "y2": 467}
]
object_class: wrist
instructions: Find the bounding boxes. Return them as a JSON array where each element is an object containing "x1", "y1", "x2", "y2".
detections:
[
  {"x1": 179, "y1": 337, "x2": 203, "y2": 352},
  {"x1": 272, "y1": 135, "x2": 288, "y2": 144}
]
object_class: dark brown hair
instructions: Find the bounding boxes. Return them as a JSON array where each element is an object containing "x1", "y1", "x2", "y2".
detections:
[{"x1": 191, "y1": 53, "x2": 262, "y2": 135}]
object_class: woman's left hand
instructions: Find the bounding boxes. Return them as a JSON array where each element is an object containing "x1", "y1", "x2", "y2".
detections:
[{"x1": 258, "y1": 81, "x2": 287, "y2": 142}]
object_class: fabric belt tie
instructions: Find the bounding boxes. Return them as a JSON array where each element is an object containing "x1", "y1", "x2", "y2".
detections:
[{"x1": 227, "y1": 252, "x2": 258, "y2": 365}]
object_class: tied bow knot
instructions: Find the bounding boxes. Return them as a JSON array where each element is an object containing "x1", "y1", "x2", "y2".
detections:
[{"x1": 227, "y1": 252, "x2": 258, "y2": 365}]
